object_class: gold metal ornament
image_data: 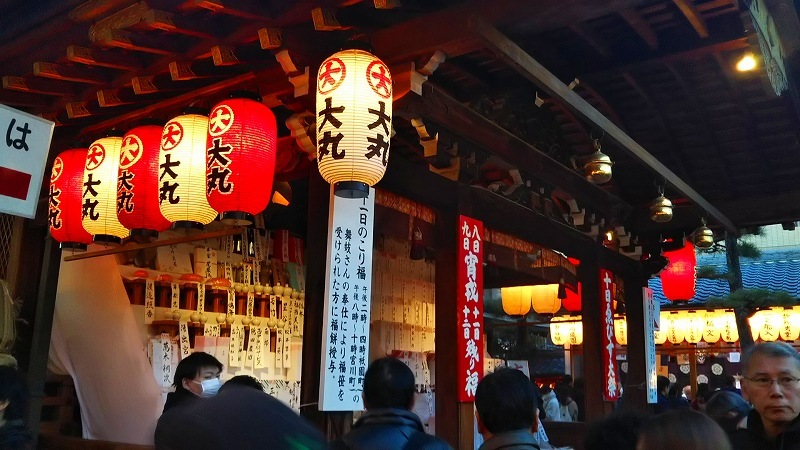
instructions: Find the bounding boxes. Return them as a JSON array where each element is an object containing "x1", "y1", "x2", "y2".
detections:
[
  {"x1": 692, "y1": 219, "x2": 714, "y2": 249},
  {"x1": 649, "y1": 186, "x2": 673, "y2": 223},
  {"x1": 584, "y1": 139, "x2": 613, "y2": 184}
]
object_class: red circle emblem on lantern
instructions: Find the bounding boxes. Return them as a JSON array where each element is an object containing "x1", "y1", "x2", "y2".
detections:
[
  {"x1": 563, "y1": 283, "x2": 582, "y2": 312},
  {"x1": 49, "y1": 148, "x2": 93, "y2": 248},
  {"x1": 118, "y1": 125, "x2": 172, "y2": 235},
  {"x1": 660, "y1": 240, "x2": 697, "y2": 301},
  {"x1": 317, "y1": 57, "x2": 346, "y2": 95},
  {"x1": 85, "y1": 144, "x2": 105, "y2": 170},
  {"x1": 206, "y1": 96, "x2": 277, "y2": 223},
  {"x1": 366, "y1": 60, "x2": 392, "y2": 99},
  {"x1": 161, "y1": 121, "x2": 184, "y2": 150}
]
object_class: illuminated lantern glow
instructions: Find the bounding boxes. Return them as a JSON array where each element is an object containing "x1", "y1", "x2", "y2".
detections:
[
  {"x1": 748, "y1": 312, "x2": 766, "y2": 341},
  {"x1": 562, "y1": 283, "x2": 582, "y2": 312},
  {"x1": 531, "y1": 284, "x2": 561, "y2": 315},
  {"x1": 501, "y1": 286, "x2": 531, "y2": 316},
  {"x1": 703, "y1": 311, "x2": 721, "y2": 343},
  {"x1": 685, "y1": 312, "x2": 705, "y2": 344},
  {"x1": 666, "y1": 315, "x2": 686, "y2": 344},
  {"x1": 158, "y1": 113, "x2": 218, "y2": 228},
  {"x1": 567, "y1": 318, "x2": 583, "y2": 345},
  {"x1": 614, "y1": 318, "x2": 627, "y2": 345},
  {"x1": 654, "y1": 313, "x2": 668, "y2": 344},
  {"x1": 780, "y1": 307, "x2": 800, "y2": 341},
  {"x1": 757, "y1": 310, "x2": 781, "y2": 342},
  {"x1": 49, "y1": 148, "x2": 93, "y2": 251},
  {"x1": 118, "y1": 124, "x2": 172, "y2": 240},
  {"x1": 316, "y1": 48, "x2": 392, "y2": 198},
  {"x1": 720, "y1": 311, "x2": 739, "y2": 343},
  {"x1": 82, "y1": 136, "x2": 130, "y2": 244},
  {"x1": 550, "y1": 316, "x2": 567, "y2": 346},
  {"x1": 206, "y1": 94, "x2": 278, "y2": 225},
  {"x1": 660, "y1": 240, "x2": 697, "y2": 301}
]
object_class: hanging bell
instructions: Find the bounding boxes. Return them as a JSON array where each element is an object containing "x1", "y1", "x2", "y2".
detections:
[
  {"x1": 584, "y1": 139, "x2": 613, "y2": 184},
  {"x1": 692, "y1": 219, "x2": 715, "y2": 249},
  {"x1": 649, "y1": 188, "x2": 674, "y2": 223}
]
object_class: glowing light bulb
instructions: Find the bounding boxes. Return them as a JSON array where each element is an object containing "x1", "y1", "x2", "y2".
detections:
[{"x1": 736, "y1": 54, "x2": 756, "y2": 72}]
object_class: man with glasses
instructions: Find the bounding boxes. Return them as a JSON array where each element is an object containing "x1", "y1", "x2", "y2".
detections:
[{"x1": 729, "y1": 342, "x2": 800, "y2": 449}]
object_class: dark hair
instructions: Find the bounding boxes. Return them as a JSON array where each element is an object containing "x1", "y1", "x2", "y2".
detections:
[
  {"x1": 657, "y1": 375, "x2": 670, "y2": 393},
  {"x1": 705, "y1": 390, "x2": 751, "y2": 433},
  {"x1": 221, "y1": 375, "x2": 263, "y2": 392},
  {"x1": 585, "y1": 411, "x2": 646, "y2": 450},
  {"x1": 667, "y1": 384, "x2": 683, "y2": 398},
  {"x1": 722, "y1": 375, "x2": 737, "y2": 388},
  {"x1": 173, "y1": 352, "x2": 223, "y2": 392},
  {"x1": 562, "y1": 374, "x2": 573, "y2": 385},
  {"x1": 637, "y1": 409, "x2": 732, "y2": 450},
  {"x1": 0, "y1": 366, "x2": 27, "y2": 421},
  {"x1": 362, "y1": 357, "x2": 415, "y2": 410},
  {"x1": 555, "y1": 383, "x2": 573, "y2": 405},
  {"x1": 742, "y1": 342, "x2": 800, "y2": 376},
  {"x1": 475, "y1": 368, "x2": 537, "y2": 434},
  {"x1": 695, "y1": 383, "x2": 711, "y2": 402}
]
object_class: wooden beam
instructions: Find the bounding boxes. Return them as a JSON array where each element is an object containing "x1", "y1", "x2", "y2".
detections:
[
  {"x1": 168, "y1": 58, "x2": 246, "y2": 81},
  {"x1": 142, "y1": 9, "x2": 216, "y2": 38},
  {"x1": 66, "y1": 45, "x2": 143, "y2": 71},
  {"x1": 0, "y1": 90, "x2": 52, "y2": 109},
  {"x1": 188, "y1": 0, "x2": 270, "y2": 20},
  {"x1": 131, "y1": 74, "x2": 211, "y2": 94},
  {"x1": 397, "y1": 81, "x2": 630, "y2": 221},
  {"x1": 88, "y1": 1, "x2": 149, "y2": 41},
  {"x1": 96, "y1": 28, "x2": 180, "y2": 55},
  {"x1": 671, "y1": 0, "x2": 709, "y2": 38},
  {"x1": 570, "y1": 22, "x2": 613, "y2": 58},
  {"x1": 33, "y1": 62, "x2": 109, "y2": 85},
  {"x1": 472, "y1": 20, "x2": 738, "y2": 234},
  {"x1": 619, "y1": 8, "x2": 659, "y2": 49},
  {"x1": 70, "y1": 0, "x2": 139, "y2": 22},
  {"x1": 96, "y1": 87, "x2": 172, "y2": 107},
  {"x1": 3, "y1": 76, "x2": 79, "y2": 97}
]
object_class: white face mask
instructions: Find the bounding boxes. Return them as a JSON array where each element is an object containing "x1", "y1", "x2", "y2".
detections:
[{"x1": 196, "y1": 377, "x2": 221, "y2": 398}]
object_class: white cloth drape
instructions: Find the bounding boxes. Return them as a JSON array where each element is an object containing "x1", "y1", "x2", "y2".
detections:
[{"x1": 49, "y1": 254, "x2": 162, "y2": 445}]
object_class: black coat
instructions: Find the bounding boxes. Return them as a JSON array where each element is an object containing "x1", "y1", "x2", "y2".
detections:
[
  {"x1": 0, "y1": 420, "x2": 32, "y2": 450},
  {"x1": 333, "y1": 408, "x2": 451, "y2": 450},
  {"x1": 729, "y1": 409, "x2": 800, "y2": 450}
]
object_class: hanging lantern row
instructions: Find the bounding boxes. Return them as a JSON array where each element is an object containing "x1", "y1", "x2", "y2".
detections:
[
  {"x1": 48, "y1": 94, "x2": 279, "y2": 248},
  {"x1": 500, "y1": 284, "x2": 564, "y2": 316},
  {"x1": 749, "y1": 308, "x2": 800, "y2": 342},
  {"x1": 550, "y1": 316, "x2": 584, "y2": 346}
]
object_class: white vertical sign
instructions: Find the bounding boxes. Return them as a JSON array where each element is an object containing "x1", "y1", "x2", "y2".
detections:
[
  {"x1": 644, "y1": 287, "x2": 659, "y2": 404},
  {"x1": 319, "y1": 186, "x2": 375, "y2": 411}
]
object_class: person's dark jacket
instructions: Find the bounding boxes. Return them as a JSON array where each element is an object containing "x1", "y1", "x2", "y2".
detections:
[
  {"x1": 479, "y1": 430, "x2": 540, "y2": 450},
  {"x1": 155, "y1": 384, "x2": 326, "y2": 450},
  {"x1": 333, "y1": 408, "x2": 451, "y2": 450},
  {"x1": 0, "y1": 420, "x2": 32, "y2": 449},
  {"x1": 162, "y1": 388, "x2": 196, "y2": 412},
  {"x1": 729, "y1": 409, "x2": 800, "y2": 450}
]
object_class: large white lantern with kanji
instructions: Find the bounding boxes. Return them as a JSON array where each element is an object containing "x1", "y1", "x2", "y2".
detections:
[
  {"x1": 316, "y1": 48, "x2": 392, "y2": 198},
  {"x1": 82, "y1": 135, "x2": 130, "y2": 244},
  {"x1": 158, "y1": 112, "x2": 218, "y2": 228}
]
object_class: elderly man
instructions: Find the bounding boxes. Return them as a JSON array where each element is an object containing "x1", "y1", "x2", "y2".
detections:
[{"x1": 729, "y1": 342, "x2": 800, "y2": 450}]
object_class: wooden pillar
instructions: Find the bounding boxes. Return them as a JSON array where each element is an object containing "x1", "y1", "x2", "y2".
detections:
[
  {"x1": 25, "y1": 237, "x2": 61, "y2": 447},
  {"x1": 689, "y1": 346, "x2": 698, "y2": 401},
  {"x1": 578, "y1": 254, "x2": 612, "y2": 420},
  {"x1": 299, "y1": 167, "x2": 352, "y2": 439},
  {"x1": 620, "y1": 273, "x2": 650, "y2": 413},
  {"x1": 434, "y1": 188, "x2": 474, "y2": 449}
]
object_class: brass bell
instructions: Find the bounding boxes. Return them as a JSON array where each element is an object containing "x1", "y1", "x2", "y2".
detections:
[
  {"x1": 584, "y1": 139, "x2": 613, "y2": 184},
  {"x1": 692, "y1": 219, "x2": 714, "y2": 249},
  {"x1": 649, "y1": 188, "x2": 673, "y2": 223}
]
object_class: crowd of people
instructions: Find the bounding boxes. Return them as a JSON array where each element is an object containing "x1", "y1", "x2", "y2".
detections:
[{"x1": 1, "y1": 340, "x2": 799, "y2": 449}]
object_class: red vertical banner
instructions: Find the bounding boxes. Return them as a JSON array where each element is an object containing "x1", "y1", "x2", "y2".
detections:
[
  {"x1": 600, "y1": 268, "x2": 620, "y2": 401},
  {"x1": 457, "y1": 215, "x2": 484, "y2": 402}
]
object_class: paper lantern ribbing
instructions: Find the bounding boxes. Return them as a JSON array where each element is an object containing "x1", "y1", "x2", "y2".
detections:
[
  {"x1": 117, "y1": 125, "x2": 172, "y2": 239},
  {"x1": 49, "y1": 148, "x2": 93, "y2": 250},
  {"x1": 316, "y1": 49, "x2": 392, "y2": 198},
  {"x1": 719, "y1": 311, "x2": 739, "y2": 343},
  {"x1": 501, "y1": 286, "x2": 532, "y2": 316},
  {"x1": 82, "y1": 137, "x2": 130, "y2": 244},
  {"x1": 780, "y1": 307, "x2": 800, "y2": 341},
  {"x1": 562, "y1": 283, "x2": 582, "y2": 312},
  {"x1": 550, "y1": 317, "x2": 567, "y2": 345},
  {"x1": 566, "y1": 318, "x2": 584, "y2": 345},
  {"x1": 685, "y1": 313, "x2": 705, "y2": 344},
  {"x1": 614, "y1": 318, "x2": 627, "y2": 345},
  {"x1": 531, "y1": 284, "x2": 561, "y2": 315},
  {"x1": 158, "y1": 114, "x2": 218, "y2": 228},
  {"x1": 666, "y1": 315, "x2": 686, "y2": 344},
  {"x1": 702, "y1": 311, "x2": 721, "y2": 343},
  {"x1": 207, "y1": 95, "x2": 278, "y2": 225},
  {"x1": 660, "y1": 240, "x2": 697, "y2": 301},
  {"x1": 653, "y1": 314, "x2": 668, "y2": 344}
]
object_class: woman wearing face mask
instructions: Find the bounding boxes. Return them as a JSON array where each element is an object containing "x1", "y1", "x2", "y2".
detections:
[{"x1": 163, "y1": 351, "x2": 223, "y2": 412}]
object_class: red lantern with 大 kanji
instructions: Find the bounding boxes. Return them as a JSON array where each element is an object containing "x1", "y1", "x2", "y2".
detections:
[
  {"x1": 562, "y1": 283, "x2": 582, "y2": 312},
  {"x1": 316, "y1": 47, "x2": 392, "y2": 198},
  {"x1": 206, "y1": 93, "x2": 277, "y2": 225},
  {"x1": 48, "y1": 148, "x2": 93, "y2": 251},
  {"x1": 660, "y1": 240, "x2": 697, "y2": 301},
  {"x1": 117, "y1": 124, "x2": 172, "y2": 240}
]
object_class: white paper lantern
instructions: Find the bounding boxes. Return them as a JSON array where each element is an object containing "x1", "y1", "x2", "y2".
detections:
[
  {"x1": 531, "y1": 284, "x2": 561, "y2": 315},
  {"x1": 667, "y1": 315, "x2": 686, "y2": 344},
  {"x1": 685, "y1": 312, "x2": 705, "y2": 344},
  {"x1": 720, "y1": 311, "x2": 740, "y2": 343},
  {"x1": 654, "y1": 313, "x2": 668, "y2": 345},
  {"x1": 780, "y1": 307, "x2": 800, "y2": 341},
  {"x1": 567, "y1": 318, "x2": 583, "y2": 345},
  {"x1": 158, "y1": 113, "x2": 218, "y2": 228},
  {"x1": 614, "y1": 318, "x2": 627, "y2": 345},
  {"x1": 550, "y1": 316, "x2": 567, "y2": 346},
  {"x1": 82, "y1": 136, "x2": 130, "y2": 243},
  {"x1": 316, "y1": 49, "x2": 392, "y2": 198},
  {"x1": 758, "y1": 310, "x2": 781, "y2": 342},
  {"x1": 702, "y1": 311, "x2": 721, "y2": 343},
  {"x1": 501, "y1": 286, "x2": 531, "y2": 316}
]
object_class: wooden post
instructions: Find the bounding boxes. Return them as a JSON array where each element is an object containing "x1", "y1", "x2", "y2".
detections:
[
  {"x1": 299, "y1": 167, "x2": 352, "y2": 439},
  {"x1": 689, "y1": 346, "x2": 698, "y2": 401},
  {"x1": 24, "y1": 237, "x2": 62, "y2": 447},
  {"x1": 620, "y1": 273, "x2": 650, "y2": 413},
  {"x1": 578, "y1": 254, "x2": 612, "y2": 420}
]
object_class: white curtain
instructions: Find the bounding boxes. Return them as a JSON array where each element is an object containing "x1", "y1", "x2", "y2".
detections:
[{"x1": 49, "y1": 253, "x2": 162, "y2": 445}]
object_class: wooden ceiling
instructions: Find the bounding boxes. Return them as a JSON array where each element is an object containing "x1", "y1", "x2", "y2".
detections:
[{"x1": 2, "y1": 0, "x2": 800, "y2": 244}]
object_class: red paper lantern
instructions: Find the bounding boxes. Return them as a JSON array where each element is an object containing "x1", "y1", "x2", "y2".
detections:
[
  {"x1": 48, "y1": 148, "x2": 93, "y2": 251},
  {"x1": 562, "y1": 283, "x2": 582, "y2": 312},
  {"x1": 117, "y1": 124, "x2": 172, "y2": 239},
  {"x1": 660, "y1": 240, "x2": 697, "y2": 301},
  {"x1": 206, "y1": 93, "x2": 277, "y2": 225}
]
